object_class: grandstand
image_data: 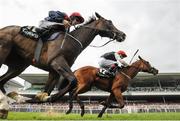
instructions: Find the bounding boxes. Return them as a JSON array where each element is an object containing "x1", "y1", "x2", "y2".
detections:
[
  {"x1": 18, "y1": 73, "x2": 180, "y2": 103},
  {"x1": 8, "y1": 73, "x2": 180, "y2": 114},
  {"x1": 3, "y1": 77, "x2": 26, "y2": 93}
]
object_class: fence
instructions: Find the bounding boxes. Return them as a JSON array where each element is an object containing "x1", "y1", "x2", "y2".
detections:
[{"x1": 10, "y1": 102, "x2": 180, "y2": 114}]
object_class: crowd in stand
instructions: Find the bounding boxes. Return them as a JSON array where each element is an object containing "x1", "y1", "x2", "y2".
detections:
[
  {"x1": 126, "y1": 87, "x2": 180, "y2": 92},
  {"x1": 10, "y1": 102, "x2": 180, "y2": 114}
]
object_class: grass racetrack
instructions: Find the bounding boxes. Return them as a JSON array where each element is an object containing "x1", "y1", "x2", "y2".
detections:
[{"x1": 6, "y1": 112, "x2": 180, "y2": 120}]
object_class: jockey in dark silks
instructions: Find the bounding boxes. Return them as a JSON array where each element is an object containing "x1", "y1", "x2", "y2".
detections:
[
  {"x1": 38, "y1": 11, "x2": 84, "y2": 36},
  {"x1": 34, "y1": 11, "x2": 84, "y2": 63},
  {"x1": 98, "y1": 50, "x2": 129, "y2": 77}
]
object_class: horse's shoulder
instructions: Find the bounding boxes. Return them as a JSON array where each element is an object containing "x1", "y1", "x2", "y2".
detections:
[
  {"x1": 75, "y1": 66, "x2": 98, "y2": 74},
  {"x1": 83, "y1": 66, "x2": 98, "y2": 70}
]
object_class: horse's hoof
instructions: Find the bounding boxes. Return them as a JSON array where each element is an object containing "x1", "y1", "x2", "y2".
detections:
[
  {"x1": 47, "y1": 97, "x2": 55, "y2": 103},
  {"x1": 80, "y1": 112, "x2": 84, "y2": 117},
  {"x1": 66, "y1": 109, "x2": 71, "y2": 114},
  {"x1": 120, "y1": 104, "x2": 124, "y2": 109},
  {"x1": 35, "y1": 92, "x2": 48, "y2": 102},
  {"x1": 98, "y1": 114, "x2": 103, "y2": 118},
  {"x1": 100, "y1": 101, "x2": 106, "y2": 106}
]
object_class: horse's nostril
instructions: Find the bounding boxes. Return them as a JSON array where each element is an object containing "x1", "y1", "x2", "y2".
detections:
[{"x1": 123, "y1": 33, "x2": 126, "y2": 39}]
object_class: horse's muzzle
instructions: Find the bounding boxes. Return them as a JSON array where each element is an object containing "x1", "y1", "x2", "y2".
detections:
[
  {"x1": 150, "y1": 67, "x2": 159, "y2": 75},
  {"x1": 115, "y1": 32, "x2": 126, "y2": 42}
]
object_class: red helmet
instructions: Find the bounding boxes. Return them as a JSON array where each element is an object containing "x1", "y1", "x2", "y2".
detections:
[
  {"x1": 117, "y1": 50, "x2": 127, "y2": 57},
  {"x1": 63, "y1": 12, "x2": 70, "y2": 21},
  {"x1": 70, "y1": 12, "x2": 84, "y2": 23}
]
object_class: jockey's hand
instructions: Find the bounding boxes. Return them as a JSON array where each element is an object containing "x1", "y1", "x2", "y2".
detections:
[{"x1": 63, "y1": 20, "x2": 71, "y2": 28}]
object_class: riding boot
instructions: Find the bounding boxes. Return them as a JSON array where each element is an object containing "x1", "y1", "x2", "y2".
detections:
[
  {"x1": 35, "y1": 28, "x2": 46, "y2": 37},
  {"x1": 104, "y1": 68, "x2": 115, "y2": 77},
  {"x1": 33, "y1": 28, "x2": 51, "y2": 63},
  {"x1": 36, "y1": 28, "x2": 51, "y2": 40},
  {"x1": 104, "y1": 64, "x2": 118, "y2": 77}
]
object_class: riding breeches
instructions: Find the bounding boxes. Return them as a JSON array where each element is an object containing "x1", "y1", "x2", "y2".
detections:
[{"x1": 98, "y1": 57, "x2": 117, "y2": 69}]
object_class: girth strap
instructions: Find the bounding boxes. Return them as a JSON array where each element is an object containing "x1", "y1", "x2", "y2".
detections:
[{"x1": 34, "y1": 39, "x2": 43, "y2": 63}]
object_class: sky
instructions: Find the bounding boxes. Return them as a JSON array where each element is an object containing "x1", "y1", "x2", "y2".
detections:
[{"x1": 0, "y1": 0, "x2": 180, "y2": 74}]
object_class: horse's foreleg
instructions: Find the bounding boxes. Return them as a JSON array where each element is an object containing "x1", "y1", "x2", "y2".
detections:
[
  {"x1": 0, "y1": 39, "x2": 12, "y2": 67},
  {"x1": 76, "y1": 94, "x2": 85, "y2": 117},
  {"x1": 98, "y1": 93, "x2": 114, "y2": 118},
  {"x1": 73, "y1": 84, "x2": 90, "y2": 117},
  {"x1": 66, "y1": 91, "x2": 74, "y2": 114},
  {"x1": 47, "y1": 56, "x2": 77, "y2": 102},
  {"x1": 44, "y1": 71, "x2": 59, "y2": 95},
  {"x1": 0, "y1": 64, "x2": 28, "y2": 94},
  {"x1": 112, "y1": 88, "x2": 124, "y2": 109}
]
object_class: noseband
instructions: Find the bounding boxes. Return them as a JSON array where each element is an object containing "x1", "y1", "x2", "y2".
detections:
[{"x1": 83, "y1": 25, "x2": 117, "y2": 40}]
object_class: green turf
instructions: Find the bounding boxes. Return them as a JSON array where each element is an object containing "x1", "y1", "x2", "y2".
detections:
[{"x1": 6, "y1": 112, "x2": 180, "y2": 120}]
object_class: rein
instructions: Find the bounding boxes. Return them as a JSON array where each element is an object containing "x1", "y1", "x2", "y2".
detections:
[
  {"x1": 120, "y1": 72, "x2": 131, "y2": 79},
  {"x1": 89, "y1": 39, "x2": 114, "y2": 48},
  {"x1": 61, "y1": 25, "x2": 117, "y2": 49},
  {"x1": 66, "y1": 33, "x2": 83, "y2": 48},
  {"x1": 120, "y1": 64, "x2": 141, "y2": 80}
]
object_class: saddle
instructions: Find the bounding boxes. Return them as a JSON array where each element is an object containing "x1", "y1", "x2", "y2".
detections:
[
  {"x1": 20, "y1": 26, "x2": 39, "y2": 40},
  {"x1": 97, "y1": 64, "x2": 121, "y2": 78},
  {"x1": 20, "y1": 26, "x2": 62, "y2": 63},
  {"x1": 97, "y1": 68, "x2": 115, "y2": 78}
]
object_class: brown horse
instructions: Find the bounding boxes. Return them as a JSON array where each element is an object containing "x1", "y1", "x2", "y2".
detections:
[
  {"x1": 65, "y1": 56, "x2": 158, "y2": 117},
  {"x1": 0, "y1": 12, "x2": 126, "y2": 102}
]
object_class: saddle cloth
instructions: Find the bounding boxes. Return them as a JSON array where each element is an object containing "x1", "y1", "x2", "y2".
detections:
[
  {"x1": 97, "y1": 68, "x2": 114, "y2": 78},
  {"x1": 20, "y1": 26, "x2": 60, "y2": 42}
]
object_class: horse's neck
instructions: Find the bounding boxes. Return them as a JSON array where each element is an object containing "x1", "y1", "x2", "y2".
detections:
[
  {"x1": 71, "y1": 23, "x2": 98, "y2": 49},
  {"x1": 122, "y1": 62, "x2": 140, "y2": 79}
]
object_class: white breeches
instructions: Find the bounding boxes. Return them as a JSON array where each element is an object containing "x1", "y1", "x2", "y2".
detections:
[
  {"x1": 98, "y1": 58, "x2": 117, "y2": 69},
  {"x1": 39, "y1": 20, "x2": 64, "y2": 28}
]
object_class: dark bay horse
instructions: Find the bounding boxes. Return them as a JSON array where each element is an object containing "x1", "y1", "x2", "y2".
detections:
[
  {"x1": 0, "y1": 12, "x2": 126, "y2": 102},
  {"x1": 65, "y1": 56, "x2": 158, "y2": 117}
]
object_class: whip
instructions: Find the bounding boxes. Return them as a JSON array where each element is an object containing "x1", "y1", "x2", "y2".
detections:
[{"x1": 129, "y1": 49, "x2": 139, "y2": 64}]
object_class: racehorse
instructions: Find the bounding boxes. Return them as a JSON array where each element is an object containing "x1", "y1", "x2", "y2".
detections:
[
  {"x1": 0, "y1": 12, "x2": 126, "y2": 102},
  {"x1": 64, "y1": 56, "x2": 158, "y2": 117}
]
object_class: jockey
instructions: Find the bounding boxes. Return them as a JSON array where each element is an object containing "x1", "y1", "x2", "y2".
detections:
[
  {"x1": 33, "y1": 11, "x2": 84, "y2": 63},
  {"x1": 38, "y1": 11, "x2": 84, "y2": 37},
  {"x1": 98, "y1": 50, "x2": 129, "y2": 77}
]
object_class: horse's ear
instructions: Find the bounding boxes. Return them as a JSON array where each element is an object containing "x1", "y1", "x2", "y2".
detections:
[
  {"x1": 95, "y1": 12, "x2": 102, "y2": 19},
  {"x1": 138, "y1": 55, "x2": 143, "y2": 60}
]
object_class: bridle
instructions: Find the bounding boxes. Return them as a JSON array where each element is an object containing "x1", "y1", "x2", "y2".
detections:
[
  {"x1": 120, "y1": 59, "x2": 153, "y2": 79},
  {"x1": 131, "y1": 59, "x2": 154, "y2": 73},
  {"x1": 62, "y1": 25, "x2": 119, "y2": 49},
  {"x1": 83, "y1": 25, "x2": 118, "y2": 48}
]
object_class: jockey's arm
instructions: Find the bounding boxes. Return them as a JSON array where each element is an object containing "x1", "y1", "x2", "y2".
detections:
[
  {"x1": 114, "y1": 53, "x2": 129, "y2": 67},
  {"x1": 63, "y1": 20, "x2": 71, "y2": 28}
]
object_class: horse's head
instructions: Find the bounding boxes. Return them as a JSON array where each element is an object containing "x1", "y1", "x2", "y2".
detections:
[
  {"x1": 85, "y1": 12, "x2": 126, "y2": 42},
  {"x1": 95, "y1": 12, "x2": 126, "y2": 42},
  {"x1": 135, "y1": 56, "x2": 159, "y2": 75}
]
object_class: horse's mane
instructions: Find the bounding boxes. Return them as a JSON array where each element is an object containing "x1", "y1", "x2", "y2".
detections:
[
  {"x1": 82, "y1": 16, "x2": 96, "y2": 26},
  {"x1": 118, "y1": 59, "x2": 140, "y2": 72},
  {"x1": 70, "y1": 16, "x2": 96, "y2": 33}
]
